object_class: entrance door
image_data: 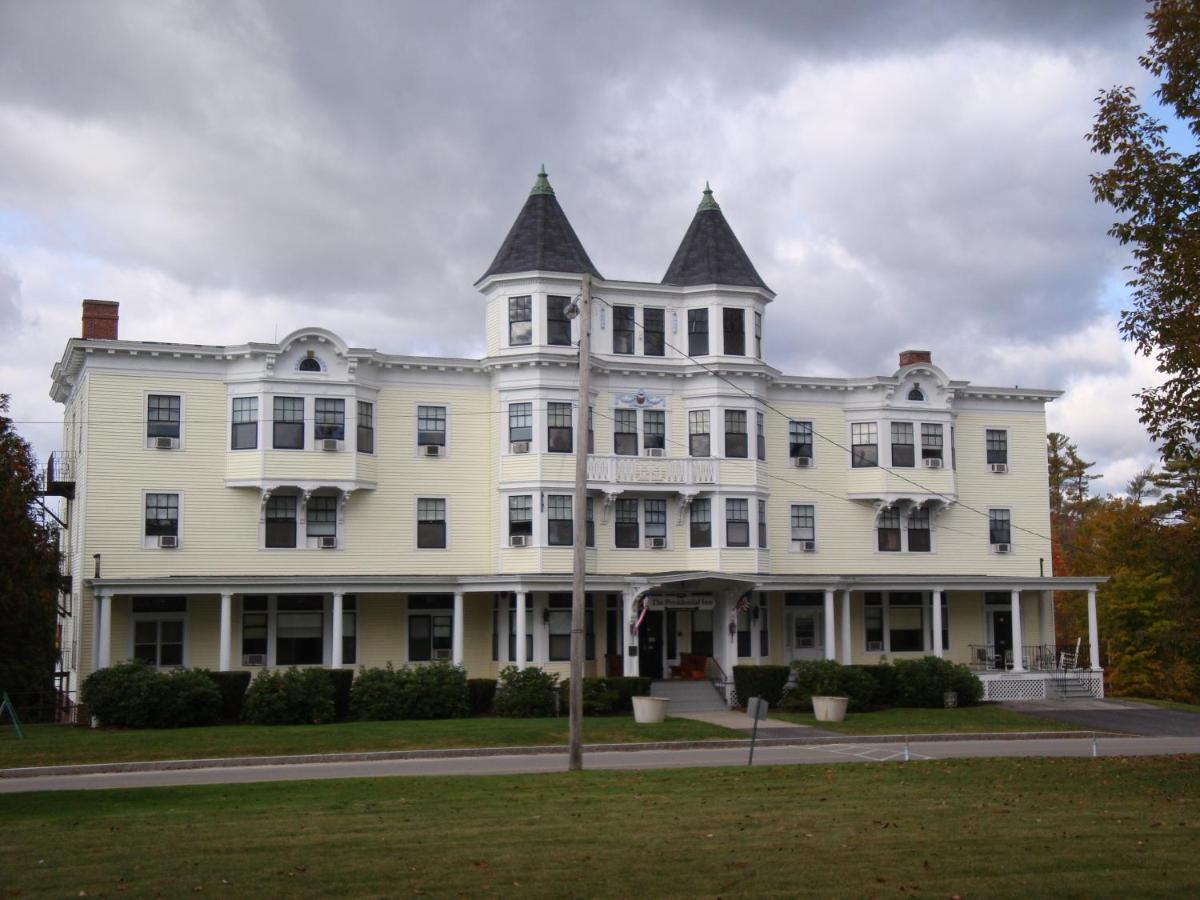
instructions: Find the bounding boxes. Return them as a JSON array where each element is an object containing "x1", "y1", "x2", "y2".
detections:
[
  {"x1": 991, "y1": 611, "x2": 1013, "y2": 669},
  {"x1": 785, "y1": 609, "x2": 823, "y2": 662},
  {"x1": 638, "y1": 610, "x2": 664, "y2": 679}
]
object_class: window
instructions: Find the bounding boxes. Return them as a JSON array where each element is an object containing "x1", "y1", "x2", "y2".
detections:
[
  {"x1": 548, "y1": 495, "x2": 573, "y2": 546},
  {"x1": 586, "y1": 496, "x2": 595, "y2": 547},
  {"x1": 615, "y1": 499, "x2": 639, "y2": 548},
  {"x1": 688, "y1": 308, "x2": 709, "y2": 356},
  {"x1": 613, "y1": 305, "x2": 635, "y2": 354},
  {"x1": 790, "y1": 504, "x2": 815, "y2": 544},
  {"x1": 357, "y1": 401, "x2": 374, "y2": 454},
  {"x1": 723, "y1": 308, "x2": 745, "y2": 355},
  {"x1": 266, "y1": 495, "x2": 297, "y2": 548},
  {"x1": 342, "y1": 596, "x2": 357, "y2": 665},
  {"x1": 921, "y1": 423, "x2": 942, "y2": 461},
  {"x1": 644, "y1": 410, "x2": 665, "y2": 451},
  {"x1": 864, "y1": 593, "x2": 884, "y2": 650},
  {"x1": 231, "y1": 397, "x2": 258, "y2": 450},
  {"x1": 276, "y1": 596, "x2": 323, "y2": 665},
  {"x1": 690, "y1": 498, "x2": 712, "y2": 547},
  {"x1": 614, "y1": 409, "x2": 638, "y2": 456},
  {"x1": 644, "y1": 308, "x2": 665, "y2": 356},
  {"x1": 547, "y1": 402, "x2": 573, "y2": 453},
  {"x1": 888, "y1": 592, "x2": 924, "y2": 652},
  {"x1": 756, "y1": 412, "x2": 766, "y2": 461},
  {"x1": 417, "y1": 498, "x2": 447, "y2": 549},
  {"x1": 131, "y1": 597, "x2": 186, "y2": 667},
  {"x1": 509, "y1": 296, "x2": 532, "y2": 346},
  {"x1": 509, "y1": 495, "x2": 533, "y2": 539},
  {"x1": 409, "y1": 596, "x2": 453, "y2": 661},
  {"x1": 891, "y1": 422, "x2": 914, "y2": 467},
  {"x1": 547, "y1": 295, "x2": 572, "y2": 346},
  {"x1": 306, "y1": 496, "x2": 337, "y2": 540},
  {"x1": 299, "y1": 356, "x2": 322, "y2": 373},
  {"x1": 908, "y1": 508, "x2": 931, "y2": 552},
  {"x1": 315, "y1": 398, "x2": 345, "y2": 441},
  {"x1": 273, "y1": 397, "x2": 304, "y2": 449},
  {"x1": 757, "y1": 499, "x2": 767, "y2": 548},
  {"x1": 417, "y1": 405, "x2": 446, "y2": 447},
  {"x1": 877, "y1": 508, "x2": 901, "y2": 552},
  {"x1": 147, "y1": 394, "x2": 181, "y2": 440},
  {"x1": 145, "y1": 493, "x2": 179, "y2": 538},
  {"x1": 726, "y1": 499, "x2": 749, "y2": 547},
  {"x1": 986, "y1": 429, "x2": 1008, "y2": 465},
  {"x1": 989, "y1": 509, "x2": 1012, "y2": 545},
  {"x1": 689, "y1": 410, "x2": 710, "y2": 457},
  {"x1": 851, "y1": 422, "x2": 878, "y2": 467},
  {"x1": 907, "y1": 385, "x2": 925, "y2": 401},
  {"x1": 509, "y1": 402, "x2": 532, "y2": 443},
  {"x1": 547, "y1": 594, "x2": 595, "y2": 661},
  {"x1": 754, "y1": 311, "x2": 763, "y2": 358},
  {"x1": 725, "y1": 410, "x2": 748, "y2": 458},
  {"x1": 789, "y1": 421, "x2": 813, "y2": 461},
  {"x1": 645, "y1": 499, "x2": 667, "y2": 541},
  {"x1": 242, "y1": 597, "x2": 268, "y2": 662}
]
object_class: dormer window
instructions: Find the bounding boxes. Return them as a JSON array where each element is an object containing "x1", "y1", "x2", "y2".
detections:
[
  {"x1": 299, "y1": 358, "x2": 320, "y2": 372},
  {"x1": 907, "y1": 383, "x2": 925, "y2": 401}
]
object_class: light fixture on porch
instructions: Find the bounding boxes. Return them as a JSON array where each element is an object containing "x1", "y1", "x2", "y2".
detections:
[{"x1": 728, "y1": 619, "x2": 737, "y2": 637}]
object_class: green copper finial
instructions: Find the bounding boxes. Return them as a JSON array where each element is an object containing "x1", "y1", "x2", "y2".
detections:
[
  {"x1": 530, "y1": 165, "x2": 554, "y2": 196},
  {"x1": 698, "y1": 181, "x2": 720, "y2": 211}
]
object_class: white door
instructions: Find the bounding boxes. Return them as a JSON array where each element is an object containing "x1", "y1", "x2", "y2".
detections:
[{"x1": 785, "y1": 609, "x2": 823, "y2": 662}]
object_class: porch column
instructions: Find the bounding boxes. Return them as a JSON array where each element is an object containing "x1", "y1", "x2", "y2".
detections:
[
  {"x1": 931, "y1": 589, "x2": 944, "y2": 658},
  {"x1": 1009, "y1": 589, "x2": 1025, "y2": 671},
  {"x1": 1039, "y1": 591, "x2": 1053, "y2": 648},
  {"x1": 96, "y1": 591, "x2": 112, "y2": 670},
  {"x1": 725, "y1": 593, "x2": 739, "y2": 673},
  {"x1": 1087, "y1": 588, "x2": 1100, "y2": 669},
  {"x1": 515, "y1": 591, "x2": 527, "y2": 670},
  {"x1": 840, "y1": 590, "x2": 852, "y2": 664},
  {"x1": 218, "y1": 591, "x2": 233, "y2": 672},
  {"x1": 452, "y1": 591, "x2": 465, "y2": 666},
  {"x1": 823, "y1": 590, "x2": 836, "y2": 661},
  {"x1": 622, "y1": 589, "x2": 637, "y2": 677},
  {"x1": 331, "y1": 592, "x2": 344, "y2": 668}
]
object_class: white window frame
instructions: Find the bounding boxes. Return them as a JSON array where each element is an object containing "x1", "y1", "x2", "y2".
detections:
[
  {"x1": 988, "y1": 507, "x2": 1013, "y2": 552},
  {"x1": 303, "y1": 492, "x2": 340, "y2": 550},
  {"x1": 270, "y1": 394, "x2": 308, "y2": 452},
  {"x1": 789, "y1": 502, "x2": 817, "y2": 551},
  {"x1": 416, "y1": 496, "x2": 450, "y2": 551},
  {"x1": 506, "y1": 399, "x2": 536, "y2": 453},
  {"x1": 788, "y1": 420, "x2": 815, "y2": 467},
  {"x1": 143, "y1": 390, "x2": 186, "y2": 451},
  {"x1": 985, "y1": 426, "x2": 1011, "y2": 470},
  {"x1": 129, "y1": 599, "x2": 189, "y2": 669},
  {"x1": 415, "y1": 402, "x2": 450, "y2": 456},
  {"x1": 261, "y1": 491, "x2": 304, "y2": 551},
  {"x1": 141, "y1": 489, "x2": 183, "y2": 550},
  {"x1": 229, "y1": 394, "x2": 261, "y2": 452},
  {"x1": 504, "y1": 492, "x2": 536, "y2": 547},
  {"x1": 725, "y1": 496, "x2": 751, "y2": 548},
  {"x1": 849, "y1": 420, "x2": 880, "y2": 469}
]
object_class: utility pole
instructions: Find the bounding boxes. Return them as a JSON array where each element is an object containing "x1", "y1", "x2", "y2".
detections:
[{"x1": 568, "y1": 273, "x2": 592, "y2": 771}]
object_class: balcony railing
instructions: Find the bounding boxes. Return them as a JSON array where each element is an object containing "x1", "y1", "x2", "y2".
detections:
[
  {"x1": 586, "y1": 454, "x2": 718, "y2": 486},
  {"x1": 38, "y1": 451, "x2": 76, "y2": 499},
  {"x1": 968, "y1": 644, "x2": 1078, "y2": 672}
]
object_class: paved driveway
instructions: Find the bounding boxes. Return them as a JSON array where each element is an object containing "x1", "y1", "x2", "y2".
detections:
[{"x1": 1008, "y1": 699, "x2": 1200, "y2": 736}]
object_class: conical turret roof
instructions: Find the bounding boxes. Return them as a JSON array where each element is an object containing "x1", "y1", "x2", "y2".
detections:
[
  {"x1": 662, "y1": 184, "x2": 768, "y2": 290},
  {"x1": 479, "y1": 167, "x2": 602, "y2": 282}
]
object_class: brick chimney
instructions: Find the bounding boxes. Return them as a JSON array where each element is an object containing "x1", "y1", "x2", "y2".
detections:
[
  {"x1": 899, "y1": 349, "x2": 931, "y2": 367},
  {"x1": 82, "y1": 300, "x2": 119, "y2": 340}
]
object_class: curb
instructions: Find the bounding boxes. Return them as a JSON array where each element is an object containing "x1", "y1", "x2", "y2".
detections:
[{"x1": 0, "y1": 730, "x2": 1123, "y2": 779}]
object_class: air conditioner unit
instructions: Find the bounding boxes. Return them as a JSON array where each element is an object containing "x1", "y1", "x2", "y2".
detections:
[
  {"x1": 321, "y1": 438, "x2": 339, "y2": 451},
  {"x1": 242, "y1": 653, "x2": 266, "y2": 667},
  {"x1": 644, "y1": 447, "x2": 666, "y2": 458},
  {"x1": 319, "y1": 536, "x2": 337, "y2": 549},
  {"x1": 509, "y1": 534, "x2": 529, "y2": 547},
  {"x1": 993, "y1": 542, "x2": 1012, "y2": 554},
  {"x1": 646, "y1": 536, "x2": 667, "y2": 549},
  {"x1": 433, "y1": 648, "x2": 452, "y2": 661},
  {"x1": 157, "y1": 535, "x2": 178, "y2": 549},
  {"x1": 923, "y1": 457, "x2": 943, "y2": 469},
  {"x1": 154, "y1": 436, "x2": 175, "y2": 450},
  {"x1": 793, "y1": 456, "x2": 813, "y2": 468},
  {"x1": 423, "y1": 444, "x2": 443, "y2": 457},
  {"x1": 867, "y1": 641, "x2": 884, "y2": 652},
  {"x1": 989, "y1": 462, "x2": 1008, "y2": 474},
  {"x1": 511, "y1": 441, "x2": 531, "y2": 454},
  {"x1": 798, "y1": 540, "x2": 816, "y2": 552}
]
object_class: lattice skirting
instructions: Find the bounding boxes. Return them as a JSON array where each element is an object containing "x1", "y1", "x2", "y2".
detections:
[{"x1": 981, "y1": 677, "x2": 1049, "y2": 701}]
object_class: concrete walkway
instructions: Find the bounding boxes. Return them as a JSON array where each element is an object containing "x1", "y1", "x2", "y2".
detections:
[{"x1": 1005, "y1": 698, "x2": 1200, "y2": 737}]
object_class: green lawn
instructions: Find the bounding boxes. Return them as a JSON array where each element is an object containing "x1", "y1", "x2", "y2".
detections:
[
  {"x1": 2, "y1": 757, "x2": 1197, "y2": 898},
  {"x1": 770, "y1": 704, "x2": 1081, "y2": 734},
  {"x1": 0, "y1": 716, "x2": 736, "y2": 770}
]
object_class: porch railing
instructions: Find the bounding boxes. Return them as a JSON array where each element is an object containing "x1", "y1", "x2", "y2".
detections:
[{"x1": 968, "y1": 644, "x2": 1066, "y2": 672}]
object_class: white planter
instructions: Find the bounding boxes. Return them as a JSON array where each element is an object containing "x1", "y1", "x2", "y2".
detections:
[
  {"x1": 632, "y1": 696, "x2": 669, "y2": 724},
  {"x1": 812, "y1": 695, "x2": 849, "y2": 722}
]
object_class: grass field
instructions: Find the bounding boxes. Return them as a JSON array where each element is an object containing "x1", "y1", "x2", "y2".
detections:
[
  {"x1": 0, "y1": 716, "x2": 736, "y2": 770},
  {"x1": 1126, "y1": 697, "x2": 1200, "y2": 714},
  {"x1": 769, "y1": 704, "x2": 1081, "y2": 734},
  {"x1": 1, "y1": 757, "x2": 1196, "y2": 898}
]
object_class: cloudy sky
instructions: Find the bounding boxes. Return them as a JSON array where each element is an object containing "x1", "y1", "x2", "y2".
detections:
[{"x1": 0, "y1": 0, "x2": 1172, "y2": 491}]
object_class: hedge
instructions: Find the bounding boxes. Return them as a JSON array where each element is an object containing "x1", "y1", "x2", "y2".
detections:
[
  {"x1": 327, "y1": 669, "x2": 355, "y2": 721},
  {"x1": 81, "y1": 663, "x2": 222, "y2": 728},
  {"x1": 205, "y1": 670, "x2": 252, "y2": 723},
  {"x1": 468, "y1": 679, "x2": 497, "y2": 716},
  {"x1": 557, "y1": 676, "x2": 652, "y2": 715},
  {"x1": 732, "y1": 665, "x2": 790, "y2": 707},
  {"x1": 494, "y1": 666, "x2": 559, "y2": 717},
  {"x1": 348, "y1": 663, "x2": 469, "y2": 721},
  {"x1": 780, "y1": 659, "x2": 984, "y2": 712},
  {"x1": 242, "y1": 667, "x2": 335, "y2": 725},
  {"x1": 890, "y1": 657, "x2": 983, "y2": 707}
]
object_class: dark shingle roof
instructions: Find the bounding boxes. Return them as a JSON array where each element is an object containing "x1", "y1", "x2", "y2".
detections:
[
  {"x1": 479, "y1": 168, "x2": 602, "y2": 282},
  {"x1": 662, "y1": 185, "x2": 768, "y2": 290}
]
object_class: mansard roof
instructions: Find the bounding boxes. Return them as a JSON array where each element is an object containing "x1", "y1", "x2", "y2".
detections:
[
  {"x1": 662, "y1": 184, "x2": 769, "y2": 291},
  {"x1": 478, "y1": 167, "x2": 602, "y2": 282}
]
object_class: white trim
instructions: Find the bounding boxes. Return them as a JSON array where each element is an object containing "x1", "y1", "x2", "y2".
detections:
[
  {"x1": 414, "y1": 400, "x2": 451, "y2": 458},
  {"x1": 415, "y1": 495, "x2": 451, "y2": 552},
  {"x1": 140, "y1": 488, "x2": 184, "y2": 550},
  {"x1": 143, "y1": 389, "x2": 186, "y2": 452}
]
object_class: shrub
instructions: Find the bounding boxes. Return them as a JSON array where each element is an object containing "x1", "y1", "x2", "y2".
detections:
[
  {"x1": 557, "y1": 677, "x2": 653, "y2": 715},
  {"x1": 891, "y1": 657, "x2": 983, "y2": 708},
  {"x1": 607, "y1": 677, "x2": 652, "y2": 712},
  {"x1": 242, "y1": 667, "x2": 336, "y2": 725},
  {"x1": 81, "y1": 662, "x2": 163, "y2": 728},
  {"x1": 153, "y1": 668, "x2": 222, "y2": 728},
  {"x1": 859, "y1": 663, "x2": 900, "y2": 708},
  {"x1": 204, "y1": 671, "x2": 252, "y2": 723},
  {"x1": 732, "y1": 665, "x2": 790, "y2": 707},
  {"x1": 403, "y1": 662, "x2": 469, "y2": 719},
  {"x1": 781, "y1": 660, "x2": 878, "y2": 712},
  {"x1": 326, "y1": 669, "x2": 355, "y2": 721},
  {"x1": 494, "y1": 665, "x2": 559, "y2": 717},
  {"x1": 467, "y1": 679, "x2": 497, "y2": 716},
  {"x1": 350, "y1": 666, "x2": 408, "y2": 721}
]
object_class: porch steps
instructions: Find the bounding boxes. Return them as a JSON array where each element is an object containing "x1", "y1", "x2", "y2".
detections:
[
  {"x1": 1050, "y1": 675, "x2": 1097, "y2": 700},
  {"x1": 650, "y1": 679, "x2": 727, "y2": 713}
]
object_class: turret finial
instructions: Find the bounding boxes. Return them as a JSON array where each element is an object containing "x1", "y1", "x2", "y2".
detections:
[
  {"x1": 530, "y1": 165, "x2": 555, "y2": 196},
  {"x1": 698, "y1": 181, "x2": 720, "y2": 211}
]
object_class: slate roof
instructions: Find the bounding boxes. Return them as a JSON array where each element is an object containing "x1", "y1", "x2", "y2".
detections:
[
  {"x1": 479, "y1": 168, "x2": 603, "y2": 282},
  {"x1": 661, "y1": 185, "x2": 769, "y2": 290}
]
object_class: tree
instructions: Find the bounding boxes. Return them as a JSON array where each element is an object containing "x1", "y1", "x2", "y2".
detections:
[
  {"x1": 1047, "y1": 432, "x2": 1099, "y2": 522},
  {"x1": 0, "y1": 394, "x2": 60, "y2": 705},
  {"x1": 1087, "y1": 0, "x2": 1200, "y2": 460},
  {"x1": 1151, "y1": 448, "x2": 1200, "y2": 517}
]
